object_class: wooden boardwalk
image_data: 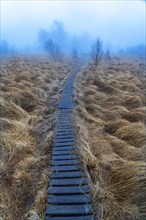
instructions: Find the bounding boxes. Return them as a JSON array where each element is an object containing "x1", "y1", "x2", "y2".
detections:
[{"x1": 45, "y1": 65, "x2": 94, "y2": 220}]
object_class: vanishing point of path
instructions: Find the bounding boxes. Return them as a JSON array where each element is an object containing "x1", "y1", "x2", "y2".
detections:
[{"x1": 45, "y1": 64, "x2": 94, "y2": 220}]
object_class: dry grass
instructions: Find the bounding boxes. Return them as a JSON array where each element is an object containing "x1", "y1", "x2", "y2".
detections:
[
  {"x1": 0, "y1": 55, "x2": 73, "y2": 220},
  {"x1": 74, "y1": 58, "x2": 146, "y2": 220}
]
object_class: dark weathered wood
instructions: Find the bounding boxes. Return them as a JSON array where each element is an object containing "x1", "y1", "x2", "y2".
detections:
[
  {"x1": 48, "y1": 194, "x2": 91, "y2": 204},
  {"x1": 57, "y1": 120, "x2": 72, "y2": 123},
  {"x1": 51, "y1": 159, "x2": 80, "y2": 166},
  {"x1": 56, "y1": 127, "x2": 73, "y2": 131},
  {"x1": 57, "y1": 121, "x2": 72, "y2": 124},
  {"x1": 59, "y1": 104, "x2": 75, "y2": 109},
  {"x1": 58, "y1": 118, "x2": 72, "y2": 120},
  {"x1": 57, "y1": 115, "x2": 71, "y2": 118},
  {"x1": 52, "y1": 146, "x2": 76, "y2": 151},
  {"x1": 57, "y1": 117, "x2": 71, "y2": 120},
  {"x1": 55, "y1": 134, "x2": 75, "y2": 138},
  {"x1": 50, "y1": 171, "x2": 85, "y2": 179},
  {"x1": 52, "y1": 154, "x2": 78, "y2": 161},
  {"x1": 46, "y1": 204, "x2": 93, "y2": 215},
  {"x1": 52, "y1": 150, "x2": 74, "y2": 156},
  {"x1": 54, "y1": 137, "x2": 76, "y2": 143},
  {"x1": 57, "y1": 123, "x2": 72, "y2": 125},
  {"x1": 56, "y1": 129, "x2": 75, "y2": 133},
  {"x1": 51, "y1": 165, "x2": 79, "y2": 172},
  {"x1": 55, "y1": 135, "x2": 75, "y2": 140},
  {"x1": 49, "y1": 177, "x2": 88, "y2": 186},
  {"x1": 53, "y1": 142, "x2": 76, "y2": 147},
  {"x1": 56, "y1": 126, "x2": 73, "y2": 130},
  {"x1": 55, "y1": 125, "x2": 73, "y2": 131},
  {"x1": 58, "y1": 113, "x2": 72, "y2": 116},
  {"x1": 48, "y1": 185, "x2": 89, "y2": 195},
  {"x1": 55, "y1": 131, "x2": 75, "y2": 136},
  {"x1": 45, "y1": 216, "x2": 94, "y2": 220}
]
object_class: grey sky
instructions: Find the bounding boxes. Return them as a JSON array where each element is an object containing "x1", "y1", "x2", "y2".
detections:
[{"x1": 1, "y1": 0, "x2": 146, "y2": 50}]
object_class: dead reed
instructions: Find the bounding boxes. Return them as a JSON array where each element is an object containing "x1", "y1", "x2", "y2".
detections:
[
  {"x1": 74, "y1": 58, "x2": 146, "y2": 220},
  {"x1": 0, "y1": 55, "x2": 73, "y2": 220}
]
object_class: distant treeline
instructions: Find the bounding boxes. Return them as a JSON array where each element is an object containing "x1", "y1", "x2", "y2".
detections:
[
  {"x1": 0, "y1": 20, "x2": 145, "y2": 58},
  {"x1": 118, "y1": 44, "x2": 146, "y2": 58},
  {"x1": 0, "y1": 41, "x2": 16, "y2": 57}
]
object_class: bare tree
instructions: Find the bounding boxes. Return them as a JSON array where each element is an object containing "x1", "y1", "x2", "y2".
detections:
[
  {"x1": 91, "y1": 37, "x2": 103, "y2": 66},
  {"x1": 44, "y1": 39, "x2": 61, "y2": 61}
]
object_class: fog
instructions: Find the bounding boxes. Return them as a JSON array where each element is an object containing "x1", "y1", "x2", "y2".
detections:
[{"x1": 1, "y1": 0, "x2": 146, "y2": 55}]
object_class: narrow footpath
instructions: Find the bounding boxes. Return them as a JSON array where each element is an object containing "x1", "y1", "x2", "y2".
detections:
[{"x1": 45, "y1": 64, "x2": 94, "y2": 220}]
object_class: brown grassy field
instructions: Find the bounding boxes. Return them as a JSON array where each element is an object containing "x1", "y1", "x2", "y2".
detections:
[
  {"x1": 74, "y1": 58, "x2": 146, "y2": 220},
  {"x1": 1, "y1": 55, "x2": 145, "y2": 220},
  {"x1": 0, "y1": 55, "x2": 74, "y2": 220}
]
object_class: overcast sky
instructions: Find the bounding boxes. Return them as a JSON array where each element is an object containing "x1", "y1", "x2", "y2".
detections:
[{"x1": 1, "y1": 0, "x2": 146, "y2": 50}]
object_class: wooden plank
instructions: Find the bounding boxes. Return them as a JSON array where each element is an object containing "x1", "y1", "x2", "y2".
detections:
[
  {"x1": 57, "y1": 114, "x2": 71, "y2": 116},
  {"x1": 56, "y1": 127, "x2": 73, "y2": 130},
  {"x1": 58, "y1": 116, "x2": 71, "y2": 117},
  {"x1": 57, "y1": 120, "x2": 72, "y2": 123},
  {"x1": 45, "y1": 216, "x2": 94, "y2": 220},
  {"x1": 58, "y1": 116, "x2": 72, "y2": 117},
  {"x1": 50, "y1": 171, "x2": 85, "y2": 179},
  {"x1": 59, "y1": 105, "x2": 74, "y2": 109},
  {"x1": 53, "y1": 142, "x2": 76, "y2": 147},
  {"x1": 56, "y1": 129, "x2": 74, "y2": 132},
  {"x1": 48, "y1": 185, "x2": 89, "y2": 195},
  {"x1": 49, "y1": 177, "x2": 88, "y2": 186},
  {"x1": 55, "y1": 135, "x2": 75, "y2": 140},
  {"x1": 58, "y1": 111, "x2": 71, "y2": 113},
  {"x1": 51, "y1": 159, "x2": 80, "y2": 166},
  {"x1": 52, "y1": 146, "x2": 76, "y2": 151},
  {"x1": 57, "y1": 120, "x2": 72, "y2": 122},
  {"x1": 57, "y1": 126, "x2": 72, "y2": 129},
  {"x1": 57, "y1": 114, "x2": 71, "y2": 117},
  {"x1": 51, "y1": 165, "x2": 79, "y2": 172},
  {"x1": 52, "y1": 150, "x2": 73, "y2": 156},
  {"x1": 56, "y1": 128, "x2": 74, "y2": 132},
  {"x1": 48, "y1": 194, "x2": 91, "y2": 204},
  {"x1": 46, "y1": 204, "x2": 93, "y2": 215},
  {"x1": 52, "y1": 155, "x2": 78, "y2": 161},
  {"x1": 57, "y1": 121, "x2": 72, "y2": 124},
  {"x1": 58, "y1": 101, "x2": 74, "y2": 109},
  {"x1": 56, "y1": 125, "x2": 73, "y2": 129},
  {"x1": 56, "y1": 119, "x2": 72, "y2": 122},
  {"x1": 55, "y1": 132, "x2": 75, "y2": 136},
  {"x1": 54, "y1": 138, "x2": 76, "y2": 143},
  {"x1": 55, "y1": 134, "x2": 75, "y2": 139}
]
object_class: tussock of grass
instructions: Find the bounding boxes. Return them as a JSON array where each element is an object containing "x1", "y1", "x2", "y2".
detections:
[
  {"x1": 0, "y1": 98, "x2": 29, "y2": 121},
  {"x1": 74, "y1": 58, "x2": 146, "y2": 220},
  {"x1": 0, "y1": 56, "x2": 73, "y2": 220}
]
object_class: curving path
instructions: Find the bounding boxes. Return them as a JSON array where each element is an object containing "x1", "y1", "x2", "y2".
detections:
[{"x1": 45, "y1": 64, "x2": 94, "y2": 220}]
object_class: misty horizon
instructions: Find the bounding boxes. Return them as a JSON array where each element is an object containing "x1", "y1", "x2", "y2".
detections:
[{"x1": 1, "y1": 0, "x2": 146, "y2": 55}]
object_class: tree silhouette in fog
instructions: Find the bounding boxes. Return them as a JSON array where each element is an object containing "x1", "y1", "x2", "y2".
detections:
[
  {"x1": 38, "y1": 20, "x2": 92, "y2": 55},
  {"x1": 44, "y1": 39, "x2": 61, "y2": 61},
  {"x1": 91, "y1": 37, "x2": 103, "y2": 66},
  {"x1": 38, "y1": 21, "x2": 67, "y2": 56}
]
